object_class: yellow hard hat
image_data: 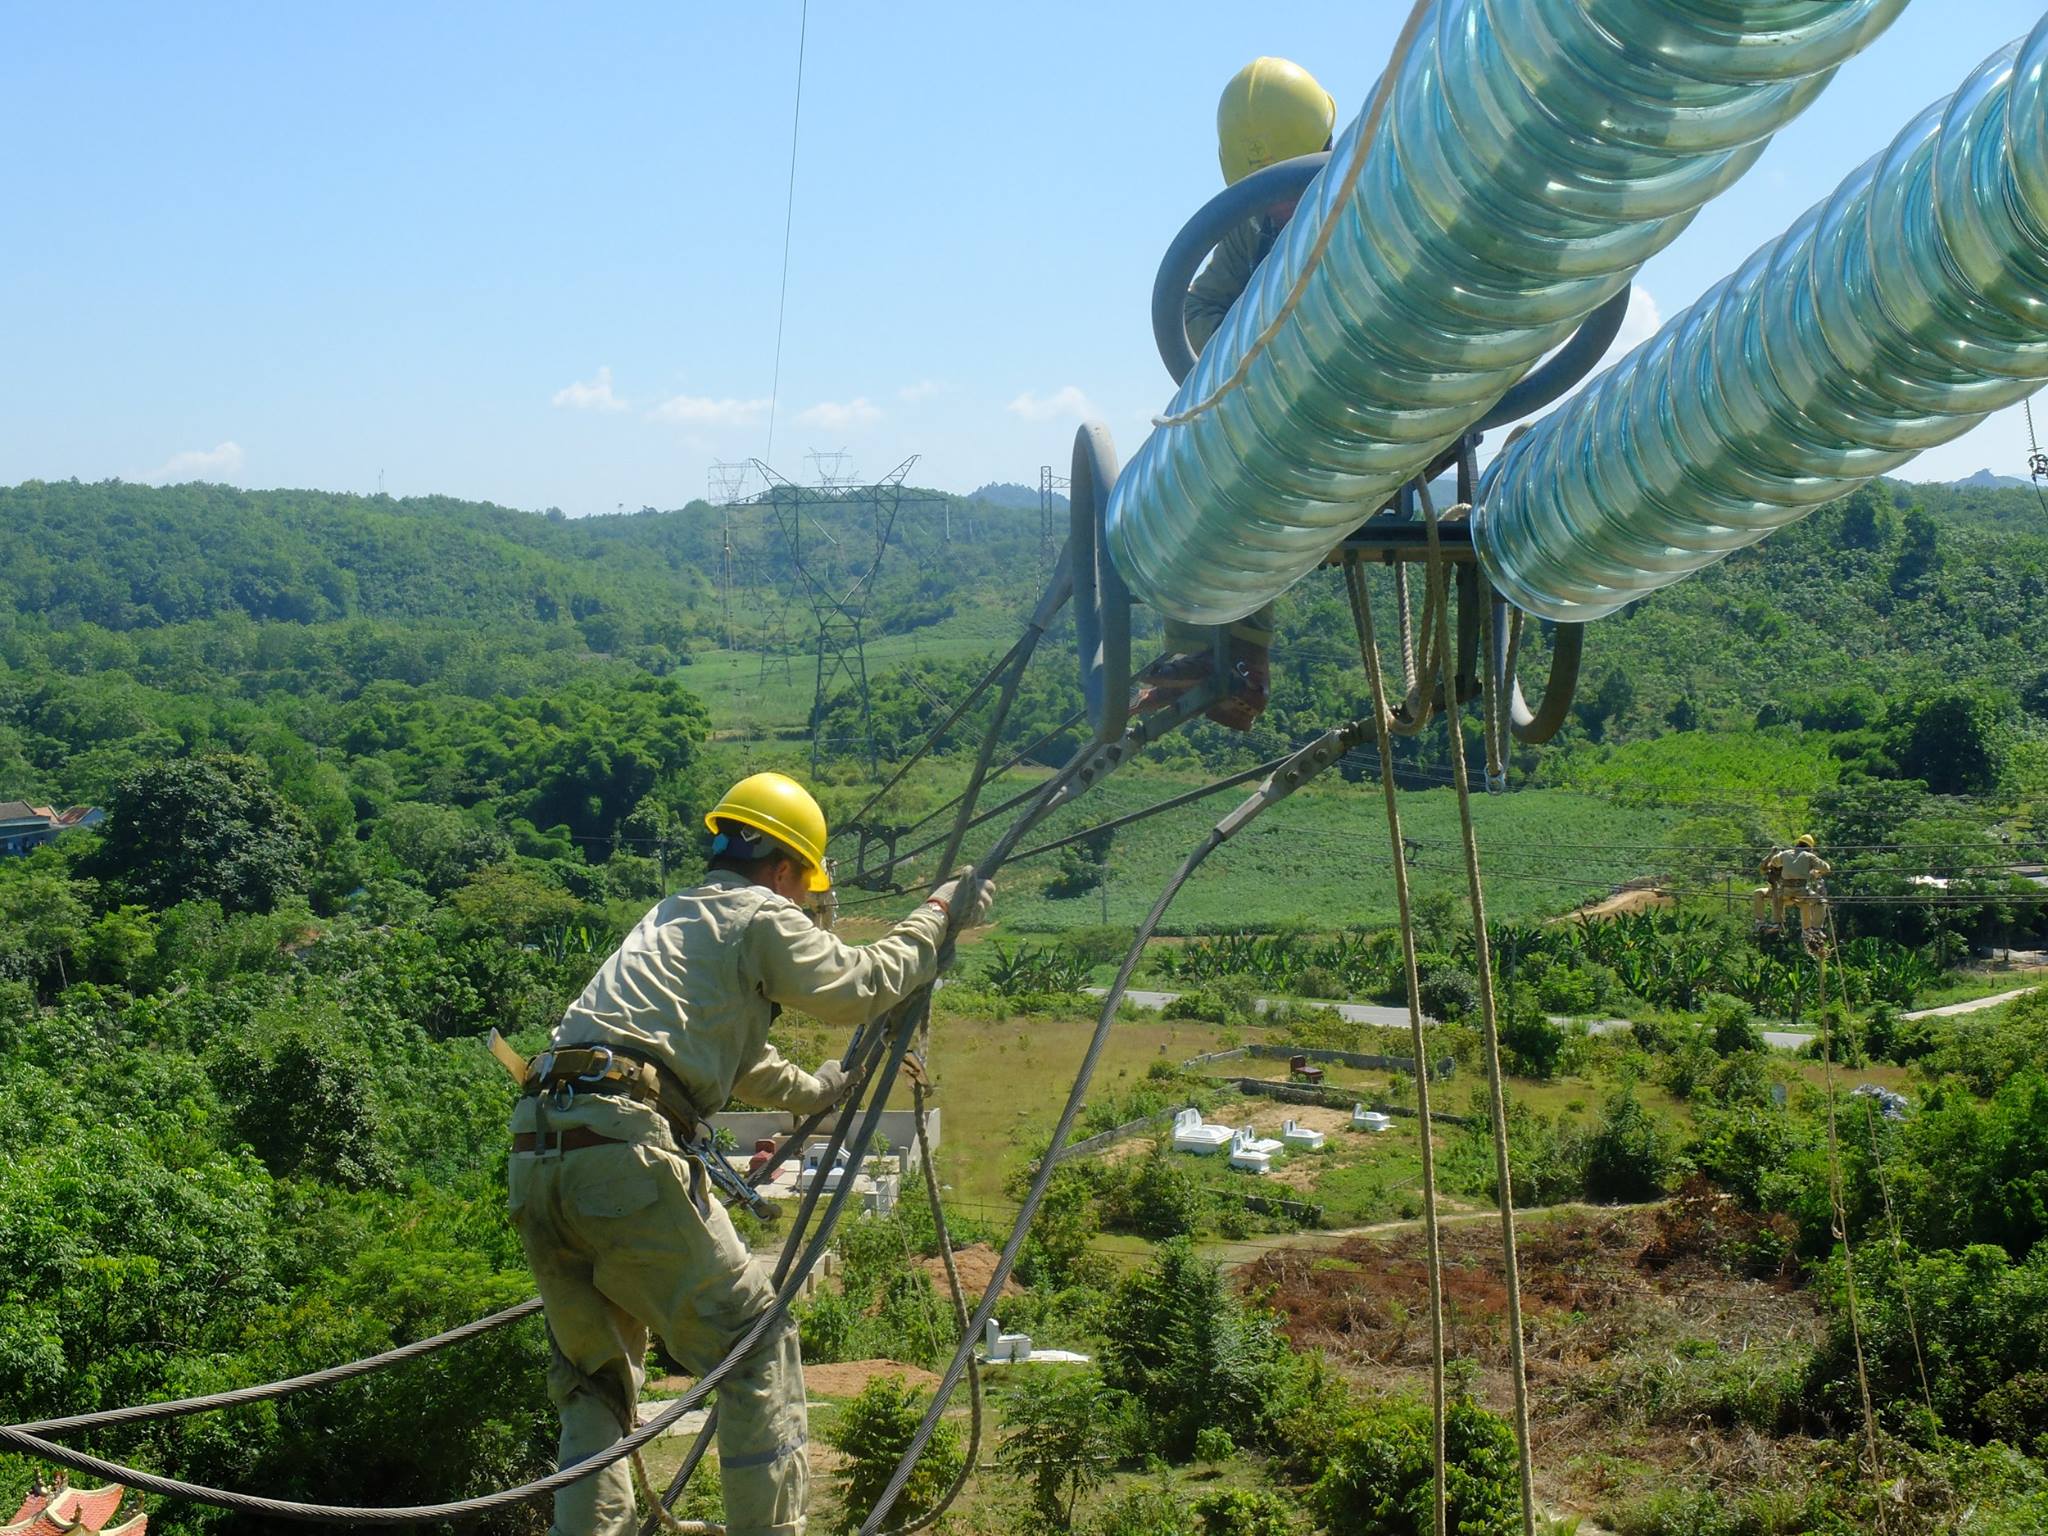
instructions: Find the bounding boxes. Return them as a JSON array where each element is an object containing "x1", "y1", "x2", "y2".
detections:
[
  {"x1": 706, "y1": 771, "x2": 832, "y2": 892},
  {"x1": 1795, "y1": 834, "x2": 1817, "y2": 849},
  {"x1": 1217, "y1": 57, "x2": 1337, "y2": 186}
]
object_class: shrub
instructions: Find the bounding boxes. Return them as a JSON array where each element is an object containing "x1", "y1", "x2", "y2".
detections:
[
  {"x1": 1092, "y1": 1484, "x2": 1197, "y2": 1536},
  {"x1": 795, "y1": 1287, "x2": 868, "y2": 1365},
  {"x1": 1192, "y1": 1424, "x2": 1236, "y2": 1462},
  {"x1": 1499, "y1": 987, "x2": 1566, "y2": 1081},
  {"x1": 1311, "y1": 1394, "x2": 1522, "y2": 1536},
  {"x1": 1195, "y1": 1486, "x2": 1302, "y2": 1536},
  {"x1": 996, "y1": 1367, "x2": 1131, "y2": 1525},
  {"x1": 824, "y1": 1376, "x2": 963, "y2": 1535},
  {"x1": 1535, "y1": 964, "x2": 1603, "y2": 1016},
  {"x1": 1100, "y1": 1238, "x2": 1293, "y2": 1461},
  {"x1": 1703, "y1": 994, "x2": 1765, "y2": 1056},
  {"x1": 1583, "y1": 1088, "x2": 1674, "y2": 1202},
  {"x1": 1104, "y1": 1148, "x2": 1205, "y2": 1239},
  {"x1": 1417, "y1": 963, "x2": 1480, "y2": 1023}
]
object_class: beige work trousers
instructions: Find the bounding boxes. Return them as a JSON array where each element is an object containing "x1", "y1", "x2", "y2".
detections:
[{"x1": 509, "y1": 1100, "x2": 809, "y2": 1536}]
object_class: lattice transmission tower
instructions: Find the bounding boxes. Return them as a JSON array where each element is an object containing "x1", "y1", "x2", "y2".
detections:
[
  {"x1": 1038, "y1": 464, "x2": 1070, "y2": 568},
  {"x1": 746, "y1": 453, "x2": 946, "y2": 775}
]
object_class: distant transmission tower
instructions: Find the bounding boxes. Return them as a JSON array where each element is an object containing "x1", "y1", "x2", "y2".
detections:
[
  {"x1": 708, "y1": 461, "x2": 756, "y2": 651},
  {"x1": 806, "y1": 447, "x2": 857, "y2": 487},
  {"x1": 748, "y1": 453, "x2": 945, "y2": 775},
  {"x1": 1039, "y1": 464, "x2": 1070, "y2": 567}
]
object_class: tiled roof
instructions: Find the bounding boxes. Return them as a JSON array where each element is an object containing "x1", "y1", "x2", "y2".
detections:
[
  {"x1": 2, "y1": 1482, "x2": 133, "y2": 1536},
  {"x1": 0, "y1": 802, "x2": 40, "y2": 823}
]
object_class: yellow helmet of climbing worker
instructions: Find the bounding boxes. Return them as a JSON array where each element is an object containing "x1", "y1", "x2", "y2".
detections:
[
  {"x1": 705, "y1": 771, "x2": 832, "y2": 892},
  {"x1": 1217, "y1": 57, "x2": 1337, "y2": 186},
  {"x1": 1795, "y1": 834, "x2": 1817, "y2": 849}
]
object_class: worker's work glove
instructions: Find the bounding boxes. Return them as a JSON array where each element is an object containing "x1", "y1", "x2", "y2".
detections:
[
  {"x1": 799, "y1": 1060, "x2": 853, "y2": 1113},
  {"x1": 927, "y1": 867, "x2": 997, "y2": 926}
]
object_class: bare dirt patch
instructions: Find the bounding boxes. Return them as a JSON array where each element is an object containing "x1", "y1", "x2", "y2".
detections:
[
  {"x1": 1238, "y1": 1204, "x2": 1828, "y2": 1525},
  {"x1": 1557, "y1": 881, "x2": 1674, "y2": 922},
  {"x1": 919, "y1": 1242, "x2": 1023, "y2": 1305},
  {"x1": 803, "y1": 1358, "x2": 941, "y2": 1397}
]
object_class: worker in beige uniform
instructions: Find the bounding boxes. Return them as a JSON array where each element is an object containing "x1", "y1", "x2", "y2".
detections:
[
  {"x1": 505, "y1": 771, "x2": 995, "y2": 1536},
  {"x1": 1752, "y1": 833, "x2": 1832, "y2": 932},
  {"x1": 1140, "y1": 56, "x2": 1337, "y2": 732}
]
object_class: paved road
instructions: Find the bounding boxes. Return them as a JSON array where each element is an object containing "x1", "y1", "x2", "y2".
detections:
[{"x1": 1901, "y1": 985, "x2": 2037, "y2": 1020}]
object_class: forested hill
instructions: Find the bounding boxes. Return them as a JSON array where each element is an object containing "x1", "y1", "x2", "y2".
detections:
[{"x1": 0, "y1": 477, "x2": 1041, "y2": 644}]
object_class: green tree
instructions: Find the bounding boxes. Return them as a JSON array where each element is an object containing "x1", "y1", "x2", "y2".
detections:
[
  {"x1": 997, "y1": 1368, "x2": 1130, "y2": 1525},
  {"x1": 0, "y1": 867, "x2": 88, "y2": 990},
  {"x1": 1584, "y1": 1087, "x2": 1674, "y2": 1202},
  {"x1": 825, "y1": 1376, "x2": 963, "y2": 1535},
  {"x1": 1100, "y1": 1238, "x2": 1290, "y2": 1460},
  {"x1": 76, "y1": 903, "x2": 158, "y2": 990},
  {"x1": 86, "y1": 753, "x2": 315, "y2": 914},
  {"x1": 1311, "y1": 1394, "x2": 1521, "y2": 1536}
]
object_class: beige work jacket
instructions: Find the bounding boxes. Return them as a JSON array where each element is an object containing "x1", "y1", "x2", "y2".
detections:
[
  {"x1": 1763, "y1": 848, "x2": 1832, "y2": 887},
  {"x1": 544, "y1": 872, "x2": 950, "y2": 1120}
]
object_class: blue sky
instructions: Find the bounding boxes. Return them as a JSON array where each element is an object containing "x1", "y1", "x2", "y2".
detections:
[{"x1": 6, "y1": 1, "x2": 2047, "y2": 514}]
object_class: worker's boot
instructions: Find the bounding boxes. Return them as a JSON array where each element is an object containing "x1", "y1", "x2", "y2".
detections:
[{"x1": 1205, "y1": 635, "x2": 1271, "y2": 731}]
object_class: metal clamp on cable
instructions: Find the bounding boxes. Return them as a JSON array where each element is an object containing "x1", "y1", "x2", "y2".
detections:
[{"x1": 1214, "y1": 720, "x2": 1368, "y2": 841}]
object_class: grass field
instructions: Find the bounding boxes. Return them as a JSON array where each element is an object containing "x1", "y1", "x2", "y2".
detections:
[
  {"x1": 687, "y1": 604, "x2": 1035, "y2": 740},
  {"x1": 831, "y1": 767, "x2": 1676, "y2": 934}
]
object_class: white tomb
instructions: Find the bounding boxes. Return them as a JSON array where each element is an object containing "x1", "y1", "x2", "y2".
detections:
[
  {"x1": 1281, "y1": 1119, "x2": 1325, "y2": 1151},
  {"x1": 1171, "y1": 1106, "x2": 1232, "y2": 1155},
  {"x1": 1228, "y1": 1127, "x2": 1275, "y2": 1173},
  {"x1": 1352, "y1": 1104, "x2": 1393, "y2": 1134},
  {"x1": 984, "y1": 1317, "x2": 1032, "y2": 1362}
]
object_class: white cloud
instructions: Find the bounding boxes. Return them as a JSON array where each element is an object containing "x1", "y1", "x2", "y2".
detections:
[
  {"x1": 552, "y1": 365, "x2": 628, "y2": 412},
  {"x1": 796, "y1": 396, "x2": 882, "y2": 430},
  {"x1": 649, "y1": 394, "x2": 771, "y2": 427},
  {"x1": 1006, "y1": 385, "x2": 1095, "y2": 422},
  {"x1": 1602, "y1": 286, "x2": 1663, "y2": 368},
  {"x1": 897, "y1": 379, "x2": 949, "y2": 403},
  {"x1": 137, "y1": 441, "x2": 244, "y2": 483}
]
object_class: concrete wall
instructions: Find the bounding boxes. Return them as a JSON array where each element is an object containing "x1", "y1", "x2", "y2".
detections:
[{"x1": 710, "y1": 1106, "x2": 938, "y2": 1168}]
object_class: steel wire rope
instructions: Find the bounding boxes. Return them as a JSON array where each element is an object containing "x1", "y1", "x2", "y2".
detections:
[
  {"x1": 0, "y1": 1002, "x2": 923, "y2": 1524},
  {"x1": 854, "y1": 711, "x2": 1366, "y2": 1535},
  {"x1": 832, "y1": 632, "x2": 1036, "y2": 842},
  {"x1": 1814, "y1": 907, "x2": 1890, "y2": 1530},
  {"x1": 7, "y1": 1298, "x2": 545, "y2": 1436},
  {"x1": 1417, "y1": 482, "x2": 1537, "y2": 1536},
  {"x1": 1343, "y1": 551, "x2": 1450, "y2": 1536},
  {"x1": 829, "y1": 747, "x2": 1361, "y2": 917},
  {"x1": 877, "y1": 705, "x2": 1089, "y2": 850}
]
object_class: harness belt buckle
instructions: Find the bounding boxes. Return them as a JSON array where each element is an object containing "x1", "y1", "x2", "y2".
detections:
[
  {"x1": 577, "y1": 1045, "x2": 615, "y2": 1083},
  {"x1": 550, "y1": 1080, "x2": 576, "y2": 1111}
]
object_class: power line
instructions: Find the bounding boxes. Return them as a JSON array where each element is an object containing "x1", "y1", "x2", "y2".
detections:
[{"x1": 762, "y1": 0, "x2": 810, "y2": 467}]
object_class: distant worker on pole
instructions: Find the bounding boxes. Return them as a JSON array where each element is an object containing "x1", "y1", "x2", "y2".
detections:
[
  {"x1": 504, "y1": 770, "x2": 995, "y2": 1536},
  {"x1": 1139, "y1": 56, "x2": 1336, "y2": 732},
  {"x1": 1752, "y1": 833, "x2": 1831, "y2": 934}
]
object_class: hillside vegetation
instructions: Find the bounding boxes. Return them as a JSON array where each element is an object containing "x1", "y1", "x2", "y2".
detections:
[{"x1": 5, "y1": 472, "x2": 2048, "y2": 1531}]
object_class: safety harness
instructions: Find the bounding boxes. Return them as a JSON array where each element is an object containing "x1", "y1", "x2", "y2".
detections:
[{"x1": 492, "y1": 1030, "x2": 780, "y2": 1220}]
